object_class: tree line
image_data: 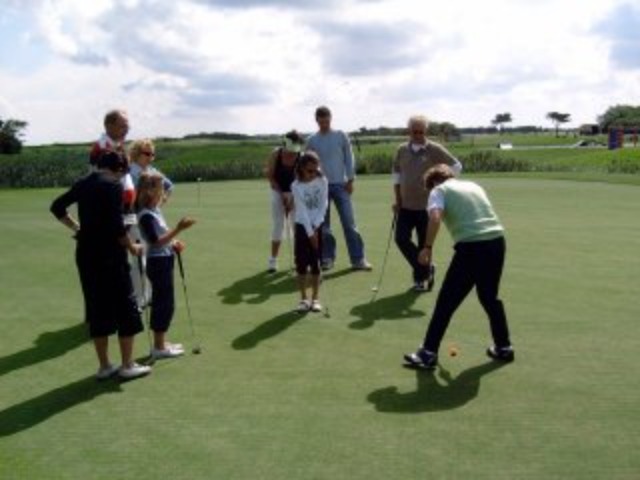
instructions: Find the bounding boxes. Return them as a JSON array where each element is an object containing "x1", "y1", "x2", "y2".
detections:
[{"x1": 2, "y1": 105, "x2": 640, "y2": 154}]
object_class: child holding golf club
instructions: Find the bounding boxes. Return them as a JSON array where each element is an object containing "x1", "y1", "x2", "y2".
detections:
[
  {"x1": 136, "y1": 172, "x2": 196, "y2": 359},
  {"x1": 128, "y1": 138, "x2": 173, "y2": 309},
  {"x1": 291, "y1": 151, "x2": 328, "y2": 313}
]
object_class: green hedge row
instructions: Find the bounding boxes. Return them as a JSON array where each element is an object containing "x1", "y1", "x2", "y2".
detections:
[{"x1": 1, "y1": 147, "x2": 637, "y2": 188}]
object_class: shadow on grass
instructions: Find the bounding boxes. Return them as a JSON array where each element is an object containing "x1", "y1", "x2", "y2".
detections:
[
  {"x1": 367, "y1": 361, "x2": 507, "y2": 413},
  {"x1": 0, "y1": 323, "x2": 87, "y2": 377},
  {"x1": 0, "y1": 375, "x2": 122, "y2": 437},
  {"x1": 232, "y1": 310, "x2": 306, "y2": 350},
  {"x1": 322, "y1": 267, "x2": 355, "y2": 281},
  {"x1": 217, "y1": 271, "x2": 296, "y2": 305},
  {"x1": 349, "y1": 291, "x2": 424, "y2": 330}
]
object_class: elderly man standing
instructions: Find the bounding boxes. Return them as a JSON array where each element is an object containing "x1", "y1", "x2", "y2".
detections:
[
  {"x1": 306, "y1": 106, "x2": 372, "y2": 271},
  {"x1": 393, "y1": 115, "x2": 462, "y2": 292}
]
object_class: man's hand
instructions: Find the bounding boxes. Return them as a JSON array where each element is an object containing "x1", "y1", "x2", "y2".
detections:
[
  {"x1": 418, "y1": 247, "x2": 432, "y2": 266},
  {"x1": 345, "y1": 179, "x2": 354, "y2": 195}
]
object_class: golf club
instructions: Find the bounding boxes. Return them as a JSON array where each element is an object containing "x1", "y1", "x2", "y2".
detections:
[
  {"x1": 196, "y1": 177, "x2": 202, "y2": 208},
  {"x1": 369, "y1": 212, "x2": 398, "y2": 303},
  {"x1": 136, "y1": 250, "x2": 154, "y2": 365},
  {"x1": 176, "y1": 250, "x2": 201, "y2": 354},
  {"x1": 285, "y1": 212, "x2": 294, "y2": 276}
]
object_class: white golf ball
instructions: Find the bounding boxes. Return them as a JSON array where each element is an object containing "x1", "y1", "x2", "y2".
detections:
[{"x1": 371, "y1": 286, "x2": 379, "y2": 292}]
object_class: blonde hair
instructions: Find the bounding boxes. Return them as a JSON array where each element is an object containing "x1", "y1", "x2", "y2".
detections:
[
  {"x1": 136, "y1": 172, "x2": 164, "y2": 210},
  {"x1": 423, "y1": 164, "x2": 455, "y2": 190},
  {"x1": 408, "y1": 115, "x2": 429, "y2": 130},
  {"x1": 129, "y1": 138, "x2": 155, "y2": 164}
]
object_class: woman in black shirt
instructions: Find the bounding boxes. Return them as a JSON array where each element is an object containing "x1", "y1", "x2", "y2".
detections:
[{"x1": 50, "y1": 151, "x2": 151, "y2": 380}]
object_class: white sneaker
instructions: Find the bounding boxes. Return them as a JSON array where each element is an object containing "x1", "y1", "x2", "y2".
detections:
[
  {"x1": 96, "y1": 364, "x2": 118, "y2": 381},
  {"x1": 310, "y1": 300, "x2": 323, "y2": 312},
  {"x1": 267, "y1": 257, "x2": 278, "y2": 273},
  {"x1": 118, "y1": 362, "x2": 152, "y2": 379},
  {"x1": 296, "y1": 299, "x2": 311, "y2": 313},
  {"x1": 151, "y1": 344, "x2": 185, "y2": 360}
]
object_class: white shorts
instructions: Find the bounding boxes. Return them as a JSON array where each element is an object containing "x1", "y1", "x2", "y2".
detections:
[{"x1": 271, "y1": 189, "x2": 293, "y2": 242}]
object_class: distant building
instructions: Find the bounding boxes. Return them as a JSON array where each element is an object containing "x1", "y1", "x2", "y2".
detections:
[{"x1": 579, "y1": 124, "x2": 600, "y2": 136}]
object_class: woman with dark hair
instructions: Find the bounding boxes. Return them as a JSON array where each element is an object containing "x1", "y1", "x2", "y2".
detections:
[
  {"x1": 404, "y1": 164, "x2": 514, "y2": 369},
  {"x1": 50, "y1": 151, "x2": 151, "y2": 380},
  {"x1": 265, "y1": 130, "x2": 305, "y2": 273}
]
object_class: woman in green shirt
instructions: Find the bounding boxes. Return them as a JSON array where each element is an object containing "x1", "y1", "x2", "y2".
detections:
[{"x1": 404, "y1": 164, "x2": 514, "y2": 369}]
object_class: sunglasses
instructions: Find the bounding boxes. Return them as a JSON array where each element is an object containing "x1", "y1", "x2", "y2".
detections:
[
  {"x1": 141, "y1": 151, "x2": 155, "y2": 157},
  {"x1": 411, "y1": 130, "x2": 426, "y2": 135}
]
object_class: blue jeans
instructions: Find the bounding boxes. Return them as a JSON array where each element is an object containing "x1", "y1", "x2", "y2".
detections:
[{"x1": 322, "y1": 183, "x2": 365, "y2": 265}]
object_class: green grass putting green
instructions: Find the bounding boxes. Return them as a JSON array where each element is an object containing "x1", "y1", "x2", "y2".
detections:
[{"x1": 1, "y1": 175, "x2": 639, "y2": 479}]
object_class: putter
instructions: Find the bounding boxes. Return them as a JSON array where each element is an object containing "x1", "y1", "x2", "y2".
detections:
[
  {"x1": 176, "y1": 250, "x2": 202, "y2": 354},
  {"x1": 285, "y1": 213, "x2": 294, "y2": 276},
  {"x1": 136, "y1": 251, "x2": 154, "y2": 365},
  {"x1": 370, "y1": 212, "x2": 398, "y2": 303}
]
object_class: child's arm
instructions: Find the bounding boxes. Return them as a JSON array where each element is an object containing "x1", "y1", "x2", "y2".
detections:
[{"x1": 149, "y1": 217, "x2": 196, "y2": 248}]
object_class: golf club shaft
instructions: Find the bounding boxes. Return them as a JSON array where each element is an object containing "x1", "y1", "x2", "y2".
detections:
[
  {"x1": 370, "y1": 212, "x2": 398, "y2": 302},
  {"x1": 136, "y1": 251, "x2": 153, "y2": 354},
  {"x1": 176, "y1": 251, "x2": 199, "y2": 347}
]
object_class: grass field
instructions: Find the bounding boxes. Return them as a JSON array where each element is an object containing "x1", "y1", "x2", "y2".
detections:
[{"x1": 1, "y1": 175, "x2": 639, "y2": 479}]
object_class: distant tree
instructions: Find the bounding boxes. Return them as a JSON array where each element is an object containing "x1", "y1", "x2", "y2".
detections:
[
  {"x1": 546, "y1": 112, "x2": 571, "y2": 137},
  {"x1": 597, "y1": 105, "x2": 640, "y2": 131},
  {"x1": 0, "y1": 118, "x2": 28, "y2": 154},
  {"x1": 491, "y1": 113, "x2": 512, "y2": 133}
]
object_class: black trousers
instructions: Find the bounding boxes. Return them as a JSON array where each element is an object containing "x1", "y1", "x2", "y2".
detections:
[
  {"x1": 146, "y1": 255, "x2": 175, "y2": 333},
  {"x1": 76, "y1": 246, "x2": 143, "y2": 338},
  {"x1": 395, "y1": 208, "x2": 431, "y2": 282},
  {"x1": 295, "y1": 223, "x2": 322, "y2": 275},
  {"x1": 423, "y1": 236, "x2": 511, "y2": 352}
]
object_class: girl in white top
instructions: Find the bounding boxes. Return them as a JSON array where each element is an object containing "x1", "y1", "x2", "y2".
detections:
[{"x1": 291, "y1": 151, "x2": 329, "y2": 313}]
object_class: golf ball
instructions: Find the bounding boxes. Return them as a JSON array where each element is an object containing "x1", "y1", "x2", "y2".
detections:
[{"x1": 371, "y1": 286, "x2": 379, "y2": 292}]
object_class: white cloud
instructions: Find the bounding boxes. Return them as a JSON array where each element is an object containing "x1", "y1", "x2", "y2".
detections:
[{"x1": 1, "y1": 0, "x2": 638, "y2": 144}]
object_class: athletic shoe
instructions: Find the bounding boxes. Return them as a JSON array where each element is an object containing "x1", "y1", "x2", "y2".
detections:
[
  {"x1": 96, "y1": 364, "x2": 118, "y2": 381},
  {"x1": 151, "y1": 344, "x2": 185, "y2": 360},
  {"x1": 267, "y1": 257, "x2": 278, "y2": 273},
  {"x1": 118, "y1": 362, "x2": 152, "y2": 380},
  {"x1": 321, "y1": 260, "x2": 334, "y2": 271},
  {"x1": 310, "y1": 299, "x2": 323, "y2": 312},
  {"x1": 486, "y1": 345, "x2": 515, "y2": 362},
  {"x1": 403, "y1": 347, "x2": 438, "y2": 370},
  {"x1": 352, "y1": 260, "x2": 373, "y2": 271},
  {"x1": 426, "y1": 264, "x2": 436, "y2": 292},
  {"x1": 296, "y1": 299, "x2": 311, "y2": 313},
  {"x1": 413, "y1": 281, "x2": 428, "y2": 292}
]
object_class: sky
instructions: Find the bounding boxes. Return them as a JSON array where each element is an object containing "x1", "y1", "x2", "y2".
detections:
[{"x1": 0, "y1": 0, "x2": 639, "y2": 145}]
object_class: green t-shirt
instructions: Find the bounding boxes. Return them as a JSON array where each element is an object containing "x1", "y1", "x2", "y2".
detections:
[{"x1": 429, "y1": 179, "x2": 504, "y2": 244}]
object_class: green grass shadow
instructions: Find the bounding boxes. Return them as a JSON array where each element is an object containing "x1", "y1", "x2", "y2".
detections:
[
  {"x1": 349, "y1": 291, "x2": 425, "y2": 330},
  {"x1": 217, "y1": 271, "x2": 297, "y2": 305},
  {"x1": 0, "y1": 376, "x2": 122, "y2": 437},
  {"x1": 231, "y1": 310, "x2": 306, "y2": 350},
  {"x1": 0, "y1": 323, "x2": 87, "y2": 377},
  {"x1": 367, "y1": 362, "x2": 508, "y2": 413}
]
